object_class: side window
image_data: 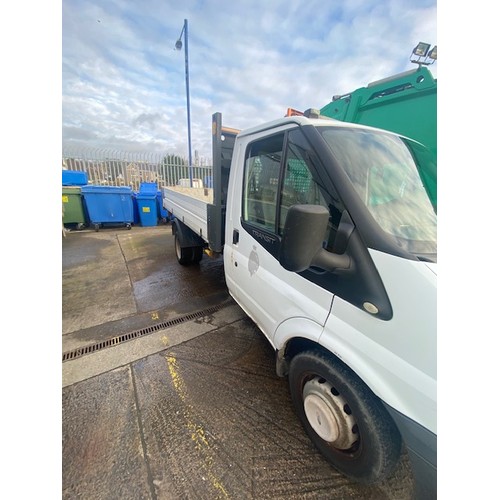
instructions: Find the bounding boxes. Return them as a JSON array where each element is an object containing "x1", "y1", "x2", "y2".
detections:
[
  {"x1": 242, "y1": 128, "x2": 343, "y2": 255},
  {"x1": 243, "y1": 134, "x2": 284, "y2": 231}
]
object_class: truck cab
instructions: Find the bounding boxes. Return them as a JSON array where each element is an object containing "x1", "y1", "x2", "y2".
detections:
[{"x1": 223, "y1": 114, "x2": 436, "y2": 497}]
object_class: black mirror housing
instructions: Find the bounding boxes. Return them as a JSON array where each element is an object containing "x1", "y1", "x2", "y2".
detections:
[
  {"x1": 280, "y1": 204, "x2": 352, "y2": 273},
  {"x1": 279, "y1": 205, "x2": 330, "y2": 272}
]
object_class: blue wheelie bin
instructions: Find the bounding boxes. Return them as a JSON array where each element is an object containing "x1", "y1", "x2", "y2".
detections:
[
  {"x1": 136, "y1": 183, "x2": 158, "y2": 226},
  {"x1": 81, "y1": 185, "x2": 134, "y2": 231}
]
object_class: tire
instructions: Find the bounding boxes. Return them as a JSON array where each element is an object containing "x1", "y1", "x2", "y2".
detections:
[
  {"x1": 288, "y1": 349, "x2": 402, "y2": 484},
  {"x1": 192, "y1": 246, "x2": 203, "y2": 263},
  {"x1": 174, "y1": 232, "x2": 193, "y2": 265}
]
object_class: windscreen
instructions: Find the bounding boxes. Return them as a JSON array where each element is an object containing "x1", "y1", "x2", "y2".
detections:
[{"x1": 319, "y1": 127, "x2": 437, "y2": 258}]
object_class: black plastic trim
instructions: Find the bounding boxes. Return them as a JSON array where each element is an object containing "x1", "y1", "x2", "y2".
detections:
[{"x1": 382, "y1": 403, "x2": 436, "y2": 499}]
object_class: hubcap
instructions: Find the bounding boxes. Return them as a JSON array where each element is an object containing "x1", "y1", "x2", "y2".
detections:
[
  {"x1": 303, "y1": 377, "x2": 358, "y2": 449},
  {"x1": 304, "y1": 393, "x2": 339, "y2": 442}
]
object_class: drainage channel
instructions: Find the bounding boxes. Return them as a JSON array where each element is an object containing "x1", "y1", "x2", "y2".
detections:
[{"x1": 62, "y1": 303, "x2": 227, "y2": 363}]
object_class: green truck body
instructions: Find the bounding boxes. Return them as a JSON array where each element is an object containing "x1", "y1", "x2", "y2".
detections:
[{"x1": 320, "y1": 67, "x2": 437, "y2": 209}]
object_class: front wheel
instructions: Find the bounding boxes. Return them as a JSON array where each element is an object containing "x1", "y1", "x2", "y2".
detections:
[{"x1": 288, "y1": 349, "x2": 402, "y2": 484}]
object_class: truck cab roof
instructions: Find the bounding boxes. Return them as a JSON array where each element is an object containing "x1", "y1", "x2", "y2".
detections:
[{"x1": 237, "y1": 114, "x2": 406, "y2": 141}]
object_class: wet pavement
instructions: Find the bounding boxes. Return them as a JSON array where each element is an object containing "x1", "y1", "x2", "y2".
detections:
[{"x1": 62, "y1": 224, "x2": 416, "y2": 499}]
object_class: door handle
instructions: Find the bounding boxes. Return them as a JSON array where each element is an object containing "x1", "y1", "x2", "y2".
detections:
[{"x1": 232, "y1": 229, "x2": 239, "y2": 244}]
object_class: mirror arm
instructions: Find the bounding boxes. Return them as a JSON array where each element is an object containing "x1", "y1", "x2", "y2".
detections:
[{"x1": 311, "y1": 248, "x2": 351, "y2": 272}]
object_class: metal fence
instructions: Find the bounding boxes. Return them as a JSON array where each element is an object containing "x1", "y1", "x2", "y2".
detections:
[{"x1": 62, "y1": 149, "x2": 212, "y2": 191}]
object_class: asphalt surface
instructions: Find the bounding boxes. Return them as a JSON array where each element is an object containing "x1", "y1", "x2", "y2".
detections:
[{"x1": 62, "y1": 223, "x2": 416, "y2": 499}]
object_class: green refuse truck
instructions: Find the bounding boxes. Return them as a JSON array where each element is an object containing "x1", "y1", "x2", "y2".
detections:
[{"x1": 319, "y1": 66, "x2": 437, "y2": 210}]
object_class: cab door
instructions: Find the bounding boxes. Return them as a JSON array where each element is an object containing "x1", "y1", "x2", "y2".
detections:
[{"x1": 224, "y1": 126, "x2": 336, "y2": 345}]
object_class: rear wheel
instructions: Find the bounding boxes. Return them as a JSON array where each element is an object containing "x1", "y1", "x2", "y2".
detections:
[
  {"x1": 174, "y1": 232, "x2": 193, "y2": 265},
  {"x1": 192, "y1": 246, "x2": 203, "y2": 263},
  {"x1": 288, "y1": 349, "x2": 402, "y2": 484}
]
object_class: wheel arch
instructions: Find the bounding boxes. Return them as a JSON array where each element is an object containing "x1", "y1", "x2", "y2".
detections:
[
  {"x1": 273, "y1": 316, "x2": 327, "y2": 377},
  {"x1": 275, "y1": 318, "x2": 401, "y2": 411},
  {"x1": 280, "y1": 336, "x2": 391, "y2": 405},
  {"x1": 277, "y1": 324, "x2": 435, "y2": 437}
]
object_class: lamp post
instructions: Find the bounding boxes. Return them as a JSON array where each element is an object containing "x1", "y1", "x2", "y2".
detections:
[{"x1": 175, "y1": 19, "x2": 193, "y2": 187}]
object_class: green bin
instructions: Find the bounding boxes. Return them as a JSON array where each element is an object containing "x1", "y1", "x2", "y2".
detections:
[{"x1": 62, "y1": 186, "x2": 86, "y2": 229}]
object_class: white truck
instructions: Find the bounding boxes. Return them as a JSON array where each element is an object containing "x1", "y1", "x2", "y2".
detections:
[{"x1": 163, "y1": 111, "x2": 437, "y2": 498}]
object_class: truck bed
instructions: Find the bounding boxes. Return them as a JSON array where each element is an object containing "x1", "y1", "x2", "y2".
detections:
[{"x1": 162, "y1": 186, "x2": 213, "y2": 243}]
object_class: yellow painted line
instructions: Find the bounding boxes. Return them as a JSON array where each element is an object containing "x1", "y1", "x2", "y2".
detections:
[{"x1": 166, "y1": 354, "x2": 229, "y2": 498}]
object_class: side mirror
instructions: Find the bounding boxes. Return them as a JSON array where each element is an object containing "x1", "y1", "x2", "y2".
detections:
[{"x1": 279, "y1": 205, "x2": 351, "y2": 273}]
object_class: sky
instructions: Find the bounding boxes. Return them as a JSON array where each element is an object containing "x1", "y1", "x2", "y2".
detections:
[{"x1": 62, "y1": 0, "x2": 438, "y2": 161}]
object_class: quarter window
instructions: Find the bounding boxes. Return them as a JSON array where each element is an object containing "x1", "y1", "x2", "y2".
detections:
[{"x1": 278, "y1": 138, "x2": 326, "y2": 235}]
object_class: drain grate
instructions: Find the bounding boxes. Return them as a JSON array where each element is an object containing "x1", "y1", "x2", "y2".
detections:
[{"x1": 62, "y1": 303, "x2": 227, "y2": 362}]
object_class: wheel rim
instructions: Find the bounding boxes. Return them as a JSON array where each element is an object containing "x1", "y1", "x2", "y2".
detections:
[{"x1": 303, "y1": 377, "x2": 358, "y2": 450}]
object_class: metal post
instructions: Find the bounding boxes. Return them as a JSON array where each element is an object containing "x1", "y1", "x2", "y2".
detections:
[{"x1": 183, "y1": 19, "x2": 193, "y2": 187}]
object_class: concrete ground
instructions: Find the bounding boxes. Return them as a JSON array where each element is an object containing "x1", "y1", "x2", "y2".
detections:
[{"x1": 62, "y1": 223, "x2": 416, "y2": 499}]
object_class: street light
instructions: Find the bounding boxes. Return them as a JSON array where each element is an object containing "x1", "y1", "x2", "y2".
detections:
[
  {"x1": 410, "y1": 41, "x2": 437, "y2": 67},
  {"x1": 175, "y1": 19, "x2": 193, "y2": 187}
]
